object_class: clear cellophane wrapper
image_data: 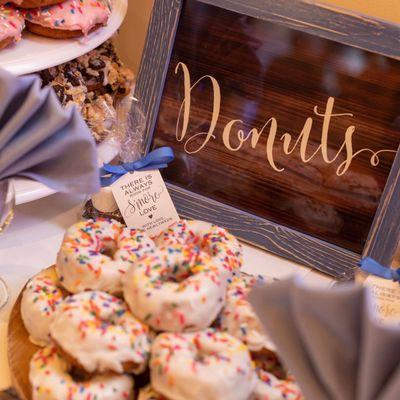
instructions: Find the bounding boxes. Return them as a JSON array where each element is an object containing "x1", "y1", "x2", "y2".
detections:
[{"x1": 82, "y1": 88, "x2": 147, "y2": 223}]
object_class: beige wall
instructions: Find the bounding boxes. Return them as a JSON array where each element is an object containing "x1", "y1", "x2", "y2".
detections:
[
  {"x1": 322, "y1": 0, "x2": 400, "y2": 24},
  {"x1": 115, "y1": 0, "x2": 400, "y2": 72},
  {"x1": 114, "y1": 0, "x2": 154, "y2": 74}
]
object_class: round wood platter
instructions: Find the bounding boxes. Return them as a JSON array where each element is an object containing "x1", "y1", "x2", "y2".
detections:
[
  {"x1": 7, "y1": 267, "x2": 264, "y2": 400},
  {"x1": 7, "y1": 267, "x2": 54, "y2": 400}
]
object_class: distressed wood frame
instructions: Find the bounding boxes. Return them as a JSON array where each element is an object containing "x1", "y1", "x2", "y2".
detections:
[{"x1": 134, "y1": 0, "x2": 400, "y2": 281}]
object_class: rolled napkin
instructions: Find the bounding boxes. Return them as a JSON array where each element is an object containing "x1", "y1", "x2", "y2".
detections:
[
  {"x1": 249, "y1": 278, "x2": 400, "y2": 400},
  {"x1": 0, "y1": 68, "x2": 100, "y2": 194}
]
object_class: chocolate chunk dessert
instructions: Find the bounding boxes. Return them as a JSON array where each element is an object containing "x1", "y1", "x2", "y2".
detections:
[{"x1": 39, "y1": 40, "x2": 134, "y2": 142}]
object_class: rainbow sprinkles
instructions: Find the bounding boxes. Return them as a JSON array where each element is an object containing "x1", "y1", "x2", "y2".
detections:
[
  {"x1": 0, "y1": 4, "x2": 24, "y2": 45},
  {"x1": 25, "y1": 0, "x2": 111, "y2": 35}
]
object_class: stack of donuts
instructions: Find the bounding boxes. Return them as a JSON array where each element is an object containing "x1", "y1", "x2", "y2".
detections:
[
  {"x1": 0, "y1": 0, "x2": 111, "y2": 50},
  {"x1": 21, "y1": 218, "x2": 304, "y2": 400}
]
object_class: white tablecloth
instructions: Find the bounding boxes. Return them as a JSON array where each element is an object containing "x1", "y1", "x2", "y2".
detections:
[{"x1": 0, "y1": 193, "x2": 334, "y2": 390}]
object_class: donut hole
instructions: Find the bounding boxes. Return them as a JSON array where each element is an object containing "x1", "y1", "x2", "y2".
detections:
[
  {"x1": 162, "y1": 263, "x2": 194, "y2": 283},
  {"x1": 92, "y1": 311, "x2": 121, "y2": 328},
  {"x1": 193, "y1": 347, "x2": 220, "y2": 365},
  {"x1": 86, "y1": 306, "x2": 117, "y2": 328},
  {"x1": 194, "y1": 352, "x2": 207, "y2": 364},
  {"x1": 99, "y1": 238, "x2": 118, "y2": 259},
  {"x1": 252, "y1": 349, "x2": 287, "y2": 380},
  {"x1": 70, "y1": 365, "x2": 93, "y2": 382},
  {"x1": 159, "y1": 247, "x2": 209, "y2": 284},
  {"x1": 98, "y1": 317, "x2": 114, "y2": 327},
  {"x1": 191, "y1": 337, "x2": 223, "y2": 365}
]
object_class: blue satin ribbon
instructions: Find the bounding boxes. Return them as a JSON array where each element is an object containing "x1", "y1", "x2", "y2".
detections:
[
  {"x1": 100, "y1": 147, "x2": 174, "y2": 186},
  {"x1": 359, "y1": 257, "x2": 400, "y2": 283}
]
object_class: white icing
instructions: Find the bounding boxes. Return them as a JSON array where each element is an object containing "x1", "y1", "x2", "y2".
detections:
[
  {"x1": 151, "y1": 330, "x2": 256, "y2": 400},
  {"x1": 30, "y1": 346, "x2": 134, "y2": 400},
  {"x1": 123, "y1": 245, "x2": 226, "y2": 332},
  {"x1": 56, "y1": 219, "x2": 155, "y2": 294},
  {"x1": 220, "y1": 274, "x2": 276, "y2": 352},
  {"x1": 155, "y1": 220, "x2": 243, "y2": 282},
  {"x1": 251, "y1": 369, "x2": 303, "y2": 400},
  {"x1": 21, "y1": 268, "x2": 64, "y2": 346},
  {"x1": 50, "y1": 291, "x2": 152, "y2": 374},
  {"x1": 0, "y1": 4, "x2": 24, "y2": 43}
]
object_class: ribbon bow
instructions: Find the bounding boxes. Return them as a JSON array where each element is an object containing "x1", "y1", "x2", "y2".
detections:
[
  {"x1": 100, "y1": 147, "x2": 174, "y2": 187},
  {"x1": 359, "y1": 257, "x2": 400, "y2": 283}
]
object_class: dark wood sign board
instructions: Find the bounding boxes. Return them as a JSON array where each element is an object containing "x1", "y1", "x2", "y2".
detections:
[{"x1": 135, "y1": 0, "x2": 400, "y2": 280}]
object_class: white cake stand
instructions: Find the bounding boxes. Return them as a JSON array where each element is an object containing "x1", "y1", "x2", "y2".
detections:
[
  {"x1": 0, "y1": 0, "x2": 128, "y2": 76},
  {"x1": 0, "y1": 0, "x2": 128, "y2": 205}
]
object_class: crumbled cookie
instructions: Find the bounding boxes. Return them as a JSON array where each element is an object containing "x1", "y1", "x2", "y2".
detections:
[
  {"x1": 45, "y1": 71, "x2": 87, "y2": 111},
  {"x1": 40, "y1": 40, "x2": 133, "y2": 97},
  {"x1": 82, "y1": 93, "x2": 115, "y2": 142},
  {"x1": 39, "y1": 39, "x2": 134, "y2": 142}
]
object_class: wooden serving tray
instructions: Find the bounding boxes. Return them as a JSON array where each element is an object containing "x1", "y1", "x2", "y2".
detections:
[
  {"x1": 7, "y1": 268, "x2": 53, "y2": 400},
  {"x1": 6, "y1": 267, "x2": 266, "y2": 400}
]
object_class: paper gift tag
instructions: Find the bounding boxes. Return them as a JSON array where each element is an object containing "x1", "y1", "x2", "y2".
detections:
[
  {"x1": 364, "y1": 275, "x2": 400, "y2": 326},
  {"x1": 111, "y1": 170, "x2": 179, "y2": 236}
]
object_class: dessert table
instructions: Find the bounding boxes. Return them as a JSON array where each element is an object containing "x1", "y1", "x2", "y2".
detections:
[{"x1": 0, "y1": 192, "x2": 335, "y2": 391}]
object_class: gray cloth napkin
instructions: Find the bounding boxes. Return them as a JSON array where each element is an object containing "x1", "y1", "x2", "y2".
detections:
[
  {"x1": 0, "y1": 68, "x2": 100, "y2": 194},
  {"x1": 249, "y1": 278, "x2": 400, "y2": 400}
]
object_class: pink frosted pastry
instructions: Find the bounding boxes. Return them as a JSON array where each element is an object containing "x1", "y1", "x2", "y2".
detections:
[
  {"x1": 4, "y1": 1, "x2": 64, "y2": 9},
  {"x1": 25, "y1": 0, "x2": 111, "y2": 38},
  {"x1": 0, "y1": 4, "x2": 25, "y2": 50}
]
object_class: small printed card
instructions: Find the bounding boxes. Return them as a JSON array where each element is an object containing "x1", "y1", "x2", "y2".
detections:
[
  {"x1": 364, "y1": 275, "x2": 400, "y2": 326},
  {"x1": 111, "y1": 170, "x2": 179, "y2": 236}
]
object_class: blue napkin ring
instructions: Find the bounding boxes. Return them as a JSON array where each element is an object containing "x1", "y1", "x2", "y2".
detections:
[
  {"x1": 359, "y1": 257, "x2": 400, "y2": 283},
  {"x1": 100, "y1": 147, "x2": 174, "y2": 187}
]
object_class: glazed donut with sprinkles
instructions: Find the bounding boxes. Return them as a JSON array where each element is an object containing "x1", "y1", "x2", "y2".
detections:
[
  {"x1": 21, "y1": 267, "x2": 65, "y2": 346},
  {"x1": 0, "y1": 4, "x2": 24, "y2": 50},
  {"x1": 123, "y1": 245, "x2": 227, "y2": 332},
  {"x1": 25, "y1": 0, "x2": 112, "y2": 39},
  {"x1": 150, "y1": 330, "x2": 256, "y2": 400},
  {"x1": 155, "y1": 220, "x2": 243, "y2": 282},
  {"x1": 50, "y1": 291, "x2": 152, "y2": 375},
  {"x1": 56, "y1": 218, "x2": 155, "y2": 295},
  {"x1": 3, "y1": 1, "x2": 65, "y2": 9},
  {"x1": 16, "y1": 218, "x2": 304, "y2": 400},
  {"x1": 29, "y1": 345, "x2": 134, "y2": 400},
  {"x1": 220, "y1": 274, "x2": 276, "y2": 353}
]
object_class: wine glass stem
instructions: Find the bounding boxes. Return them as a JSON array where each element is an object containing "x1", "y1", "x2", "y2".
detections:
[
  {"x1": 0, "y1": 179, "x2": 14, "y2": 310},
  {"x1": 0, "y1": 277, "x2": 9, "y2": 310}
]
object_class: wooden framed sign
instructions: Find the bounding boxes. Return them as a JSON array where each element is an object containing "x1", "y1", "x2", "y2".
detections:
[{"x1": 134, "y1": 0, "x2": 400, "y2": 280}]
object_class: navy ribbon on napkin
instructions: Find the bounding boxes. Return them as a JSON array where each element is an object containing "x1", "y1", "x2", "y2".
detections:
[
  {"x1": 100, "y1": 147, "x2": 174, "y2": 186},
  {"x1": 359, "y1": 257, "x2": 400, "y2": 283}
]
